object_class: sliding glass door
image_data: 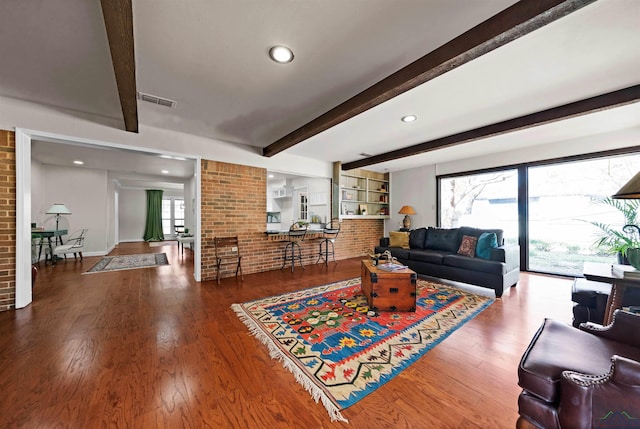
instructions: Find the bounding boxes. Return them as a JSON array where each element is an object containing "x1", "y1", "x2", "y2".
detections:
[
  {"x1": 438, "y1": 152, "x2": 640, "y2": 276},
  {"x1": 528, "y1": 156, "x2": 639, "y2": 276}
]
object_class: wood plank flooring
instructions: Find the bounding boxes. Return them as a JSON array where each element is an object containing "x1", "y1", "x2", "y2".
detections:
[{"x1": 0, "y1": 242, "x2": 574, "y2": 428}]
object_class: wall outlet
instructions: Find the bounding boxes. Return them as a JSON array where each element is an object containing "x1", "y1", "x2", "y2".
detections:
[{"x1": 232, "y1": 246, "x2": 238, "y2": 252}]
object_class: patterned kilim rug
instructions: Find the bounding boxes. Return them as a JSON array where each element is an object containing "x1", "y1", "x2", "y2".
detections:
[
  {"x1": 231, "y1": 277, "x2": 493, "y2": 422},
  {"x1": 84, "y1": 253, "x2": 169, "y2": 274}
]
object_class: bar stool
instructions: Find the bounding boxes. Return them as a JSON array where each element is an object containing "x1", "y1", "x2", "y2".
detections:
[
  {"x1": 281, "y1": 222, "x2": 308, "y2": 272},
  {"x1": 316, "y1": 219, "x2": 340, "y2": 266}
]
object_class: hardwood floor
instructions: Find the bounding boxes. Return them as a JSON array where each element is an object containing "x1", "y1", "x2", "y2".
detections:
[{"x1": 0, "y1": 242, "x2": 574, "y2": 428}]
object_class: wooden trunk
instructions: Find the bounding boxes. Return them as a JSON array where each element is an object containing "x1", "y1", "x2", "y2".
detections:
[{"x1": 361, "y1": 259, "x2": 417, "y2": 312}]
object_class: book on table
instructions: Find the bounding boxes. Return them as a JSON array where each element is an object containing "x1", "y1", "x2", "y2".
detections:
[
  {"x1": 377, "y1": 263, "x2": 409, "y2": 272},
  {"x1": 612, "y1": 264, "x2": 640, "y2": 279}
]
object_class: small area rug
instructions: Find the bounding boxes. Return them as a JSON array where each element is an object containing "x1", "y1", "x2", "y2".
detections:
[
  {"x1": 231, "y1": 277, "x2": 493, "y2": 422},
  {"x1": 84, "y1": 253, "x2": 169, "y2": 274},
  {"x1": 148, "y1": 241, "x2": 173, "y2": 247}
]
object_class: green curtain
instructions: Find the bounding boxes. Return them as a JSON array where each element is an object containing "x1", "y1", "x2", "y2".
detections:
[{"x1": 143, "y1": 190, "x2": 165, "y2": 241}]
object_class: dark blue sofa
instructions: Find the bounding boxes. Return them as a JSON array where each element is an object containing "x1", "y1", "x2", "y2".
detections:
[{"x1": 375, "y1": 226, "x2": 520, "y2": 297}]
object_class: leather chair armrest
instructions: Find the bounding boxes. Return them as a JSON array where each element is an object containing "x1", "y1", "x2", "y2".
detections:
[
  {"x1": 580, "y1": 310, "x2": 640, "y2": 348},
  {"x1": 491, "y1": 244, "x2": 520, "y2": 272},
  {"x1": 559, "y1": 355, "x2": 640, "y2": 429},
  {"x1": 379, "y1": 237, "x2": 390, "y2": 247}
]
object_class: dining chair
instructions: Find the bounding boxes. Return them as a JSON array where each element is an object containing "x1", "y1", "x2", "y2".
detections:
[
  {"x1": 214, "y1": 236, "x2": 243, "y2": 284},
  {"x1": 49, "y1": 228, "x2": 87, "y2": 262}
]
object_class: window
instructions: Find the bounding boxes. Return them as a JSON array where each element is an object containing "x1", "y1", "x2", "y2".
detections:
[
  {"x1": 528, "y1": 156, "x2": 640, "y2": 276},
  {"x1": 297, "y1": 191, "x2": 308, "y2": 222},
  {"x1": 439, "y1": 169, "x2": 518, "y2": 244},
  {"x1": 162, "y1": 197, "x2": 185, "y2": 236}
]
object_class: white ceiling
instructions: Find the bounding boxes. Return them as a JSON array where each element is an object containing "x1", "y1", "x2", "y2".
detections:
[{"x1": 1, "y1": 0, "x2": 639, "y2": 177}]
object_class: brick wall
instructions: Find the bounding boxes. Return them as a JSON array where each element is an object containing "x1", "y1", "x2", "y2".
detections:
[
  {"x1": 200, "y1": 159, "x2": 384, "y2": 282},
  {"x1": 0, "y1": 130, "x2": 16, "y2": 311}
]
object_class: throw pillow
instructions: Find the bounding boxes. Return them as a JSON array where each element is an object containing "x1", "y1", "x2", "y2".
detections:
[
  {"x1": 457, "y1": 235, "x2": 477, "y2": 257},
  {"x1": 476, "y1": 232, "x2": 498, "y2": 260},
  {"x1": 389, "y1": 231, "x2": 410, "y2": 249}
]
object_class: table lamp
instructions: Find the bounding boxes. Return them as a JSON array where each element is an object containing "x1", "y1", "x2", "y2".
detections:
[
  {"x1": 398, "y1": 205, "x2": 416, "y2": 230},
  {"x1": 46, "y1": 203, "x2": 71, "y2": 230}
]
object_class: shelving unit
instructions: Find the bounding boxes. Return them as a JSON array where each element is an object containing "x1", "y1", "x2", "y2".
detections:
[{"x1": 333, "y1": 163, "x2": 390, "y2": 219}]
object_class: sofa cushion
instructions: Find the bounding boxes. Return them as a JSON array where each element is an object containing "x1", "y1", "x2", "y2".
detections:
[
  {"x1": 409, "y1": 227, "x2": 427, "y2": 249},
  {"x1": 425, "y1": 227, "x2": 460, "y2": 252},
  {"x1": 476, "y1": 232, "x2": 498, "y2": 260},
  {"x1": 442, "y1": 254, "x2": 504, "y2": 275},
  {"x1": 389, "y1": 231, "x2": 410, "y2": 249},
  {"x1": 457, "y1": 235, "x2": 477, "y2": 257},
  {"x1": 409, "y1": 249, "x2": 446, "y2": 264}
]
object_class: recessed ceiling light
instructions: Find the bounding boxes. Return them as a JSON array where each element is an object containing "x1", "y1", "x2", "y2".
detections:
[
  {"x1": 73, "y1": 160, "x2": 84, "y2": 165},
  {"x1": 401, "y1": 115, "x2": 417, "y2": 123},
  {"x1": 161, "y1": 170, "x2": 169, "y2": 174},
  {"x1": 268, "y1": 174, "x2": 274, "y2": 178},
  {"x1": 173, "y1": 157, "x2": 187, "y2": 161},
  {"x1": 159, "y1": 155, "x2": 172, "y2": 159},
  {"x1": 269, "y1": 45, "x2": 294, "y2": 64}
]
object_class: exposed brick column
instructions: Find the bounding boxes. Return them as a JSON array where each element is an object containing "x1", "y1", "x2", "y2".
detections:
[{"x1": 0, "y1": 130, "x2": 17, "y2": 312}]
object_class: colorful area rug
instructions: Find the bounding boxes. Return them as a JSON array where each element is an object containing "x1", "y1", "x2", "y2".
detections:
[
  {"x1": 231, "y1": 277, "x2": 493, "y2": 422},
  {"x1": 84, "y1": 253, "x2": 169, "y2": 274}
]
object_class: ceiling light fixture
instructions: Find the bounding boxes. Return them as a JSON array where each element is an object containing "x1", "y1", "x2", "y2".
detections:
[
  {"x1": 269, "y1": 45, "x2": 294, "y2": 64},
  {"x1": 401, "y1": 115, "x2": 417, "y2": 123},
  {"x1": 73, "y1": 160, "x2": 84, "y2": 165},
  {"x1": 161, "y1": 170, "x2": 169, "y2": 174}
]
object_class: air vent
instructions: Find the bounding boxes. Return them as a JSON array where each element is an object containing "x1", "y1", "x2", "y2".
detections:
[{"x1": 137, "y1": 91, "x2": 177, "y2": 108}]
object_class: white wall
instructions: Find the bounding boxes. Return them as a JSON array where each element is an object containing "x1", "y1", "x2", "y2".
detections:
[
  {"x1": 388, "y1": 164, "x2": 437, "y2": 234},
  {"x1": 30, "y1": 159, "x2": 44, "y2": 227},
  {"x1": 117, "y1": 187, "x2": 147, "y2": 242},
  {"x1": 1, "y1": 96, "x2": 334, "y2": 179},
  {"x1": 38, "y1": 165, "x2": 108, "y2": 254}
]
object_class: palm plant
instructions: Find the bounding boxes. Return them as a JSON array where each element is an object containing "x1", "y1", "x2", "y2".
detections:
[{"x1": 589, "y1": 197, "x2": 640, "y2": 258}]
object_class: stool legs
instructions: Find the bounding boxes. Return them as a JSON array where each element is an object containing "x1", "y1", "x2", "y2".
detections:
[
  {"x1": 281, "y1": 241, "x2": 305, "y2": 272},
  {"x1": 316, "y1": 238, "x2": 337, "y2": 266}
]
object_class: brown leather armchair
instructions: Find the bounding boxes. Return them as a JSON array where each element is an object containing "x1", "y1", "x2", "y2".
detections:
[{"x1": 517, "y1": 310, "x2": 640, "y2": 429}]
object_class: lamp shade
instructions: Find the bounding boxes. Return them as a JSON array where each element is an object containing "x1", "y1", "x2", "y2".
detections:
[
  {"x1": 398, "y1": 205, "x2": 416, "y2": 215},
  {"x1": 612, "y1": 171, "x2": 640, "y2": 199},
  {"x1": 46, "y1": 203, "x2": 71, "y2": 215}
]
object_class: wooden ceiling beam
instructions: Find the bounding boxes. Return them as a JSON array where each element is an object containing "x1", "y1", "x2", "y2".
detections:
[
  {"x1": 100, "y1": 0, "x2": 138, "y2": 133},
  {"x1": 342, "y1": 85, "x2": 640, "y2": 170},
  {"x1": 263, "y1": 0, "x2": 596, "y2": 157}
]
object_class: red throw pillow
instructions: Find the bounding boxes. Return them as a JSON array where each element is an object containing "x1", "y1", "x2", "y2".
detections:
[{"x1": 457, "y1": 235, "x2": 478, "y2": 257}]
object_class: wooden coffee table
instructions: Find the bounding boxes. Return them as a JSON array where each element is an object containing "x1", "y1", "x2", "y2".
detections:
[{"x1": 361, "y1": 259, "x2": 417, "y2": 312}]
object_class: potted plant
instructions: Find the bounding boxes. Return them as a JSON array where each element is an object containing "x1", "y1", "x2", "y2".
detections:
[
  {"x1": 589, "y1": 197, "x2": 639, "y2": 264},
  {"x1": 624, "y1": 224, "x2": 640, "y2": 269}
]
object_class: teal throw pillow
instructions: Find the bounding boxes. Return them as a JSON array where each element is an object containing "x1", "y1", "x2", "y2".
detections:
[{"x1": 476, "y1": 232, "x2": 498, "y2": 260}]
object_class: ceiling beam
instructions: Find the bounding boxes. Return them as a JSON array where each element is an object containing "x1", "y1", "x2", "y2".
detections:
[
  {"x1": 342, "y1": 85, "x2": 640, "y2": 170},
  {"x1": 263, "y1": 0, "x2": 596, "y2": 157},
  {"x1": 100, "y1": 0, "x2": 138, "y2": 133}
]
